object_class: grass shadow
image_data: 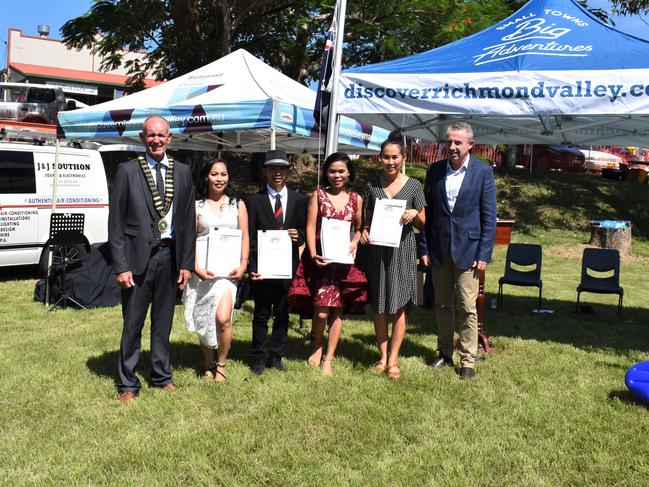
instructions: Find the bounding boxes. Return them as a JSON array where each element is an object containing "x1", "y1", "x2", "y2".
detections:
[
  {"x1": 479, "y1": 293, "x2": 649, "y2": 355},
  {"x1": 86, "y1": 341, "x2": 203, "y2": 387},
  {"x1": 86, "y1": 330, "x2": 390, "y2": 383},
  {"x1": 288, "y1": 305, "x2": 436, "y2": 365},
  {"x1": 608, "y1": 389, "x2": 649, "y2": 409}
]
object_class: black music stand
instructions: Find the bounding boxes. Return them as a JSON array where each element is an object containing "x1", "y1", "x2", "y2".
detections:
[{"x1": 46, "y1": 213, "x2": 86, "y2": 310}]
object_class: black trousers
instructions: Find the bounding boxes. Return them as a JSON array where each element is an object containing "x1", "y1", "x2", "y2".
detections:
[
  {"x1": 423, "y1": 267, "x2": 434, "y2": 303},
  {"x1": 251, "y1": 280, "x2": 289, "y2": 363},
  {"x1": 117, "y1": 247, "x2": 177, "y2": 392}
]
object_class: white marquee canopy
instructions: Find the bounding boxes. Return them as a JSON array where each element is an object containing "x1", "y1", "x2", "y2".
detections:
[{"x1": 59, "y1": 49, "x2": 389, "y2": 153}]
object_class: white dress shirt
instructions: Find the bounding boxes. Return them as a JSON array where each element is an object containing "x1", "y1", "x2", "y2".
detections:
[
  {"x1": 445, "y1": 155, "x2": 470, "y2": 213},
  {"x1": 266, "y1": 184, "x2": 288, "y2": 225},
  {"x1": 146, "y1": 153, "x2": 174, "y2": 239}
]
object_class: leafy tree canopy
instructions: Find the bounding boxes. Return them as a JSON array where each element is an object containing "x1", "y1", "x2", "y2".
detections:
[
  {"x1": 610, "y1": 0, "x2": 649, "y2": 14},
  {"x1": 61, "y1": 0, "x2": 525, "y2": 92}
]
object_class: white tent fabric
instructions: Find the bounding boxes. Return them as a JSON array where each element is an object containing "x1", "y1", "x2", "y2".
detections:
[
  {"x1": 337, "y1": 0, "x2": 649, "y2": 146},
  {"x1": 58, "y1": 49, "x2": 388, "y2": 153}
]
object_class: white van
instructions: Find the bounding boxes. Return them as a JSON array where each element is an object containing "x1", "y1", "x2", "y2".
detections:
[{"x1": 0, "y1": 141, "x2": 109, "y2": 274}]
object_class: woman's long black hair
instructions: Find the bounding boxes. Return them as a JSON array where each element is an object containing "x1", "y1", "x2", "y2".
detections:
[{"x1": 196, "y1": 158, "x2": 237, "y2": 203}]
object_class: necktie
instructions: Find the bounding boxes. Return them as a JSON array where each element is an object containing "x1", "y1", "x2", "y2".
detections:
[
  {"x1": 155, "y1": 163, "x2": 165, "y2": 199},
  {"x1": 274, "y1": 194, "x2": 283, "y2": 228}
]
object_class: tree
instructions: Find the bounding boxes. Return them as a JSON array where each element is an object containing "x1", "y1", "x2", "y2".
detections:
[
  {"x1": 246, "y1": 0, "x2": 527, "y2": 84},
  {"x1": 340, "y1": 0, "x2": 524, "y2": 69},
  {"x1": 578, "y1": 1, "x2": 615, "y2": 25},
  {"x1": 61, "y1": 0, "x2": 525, "y2": 91},
  {"x1": 61, "y1": 0, "x2": 310, "y2": 91},
  {"x1": 610, "y1": 0, "x2": 649, "y2": 15}
]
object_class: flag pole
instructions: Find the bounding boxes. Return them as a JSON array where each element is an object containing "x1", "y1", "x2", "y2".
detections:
[{"x1": 324, "y1": 0, "x2": 347, "y2": 157}]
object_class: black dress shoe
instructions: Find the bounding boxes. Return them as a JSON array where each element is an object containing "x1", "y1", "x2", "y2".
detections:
[
  {"x1": 429, "y1": 356, "x2": 454, "y2": 369},
  {"x1": 459, "y1": 367, "x2": 476, "y2": 380},
  {"x1": 251, "y1": 361, "x2": 266, "y2": 376},
  {"x1": 269, "y1": 358, "x2": 287, "y2": 372}
]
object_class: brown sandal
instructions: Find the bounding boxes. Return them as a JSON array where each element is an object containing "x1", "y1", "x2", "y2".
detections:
[
  {"x1": 387, "y1": 364, "x2": 401, "y2": 380},
  {"x1": 203, "y1": 361, "x2": 217, "y2": 379},
  {"x1": 214, "y1": 363, "x2": 227, "y2": 382},
  {"x1": 371, "y1": 361, "x2": 387, "y2": 374}
]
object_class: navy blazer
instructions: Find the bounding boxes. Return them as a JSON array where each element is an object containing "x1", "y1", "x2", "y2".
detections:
[
  {"x1": 423, "y1": 156, "x2": 496, "y2": 270},
  {"x1": 108, "y1": 157, "x2": 196, "y2": 276}
]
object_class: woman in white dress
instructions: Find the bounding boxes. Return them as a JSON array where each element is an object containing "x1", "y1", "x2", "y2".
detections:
[{"x1": 183, "y1": 159, "x2": 249, "y2": 382}]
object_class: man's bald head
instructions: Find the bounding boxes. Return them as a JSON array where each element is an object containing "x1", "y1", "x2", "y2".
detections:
[{"x1": 140, "y1": 116, "x2": 171, "y2": 162}]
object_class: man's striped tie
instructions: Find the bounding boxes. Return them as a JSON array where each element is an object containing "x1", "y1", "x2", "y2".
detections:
[{"x1": 274, "y1": 194, "x2": 284, "y2": 229}]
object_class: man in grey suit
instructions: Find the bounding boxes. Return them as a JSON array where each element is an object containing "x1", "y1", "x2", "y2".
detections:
[
  {"x1": 423, "y1": 121, "x2": 496, "y2": 380},
  {"x1": 109, "y1": 115, "x2": 196, "y2": 402}
]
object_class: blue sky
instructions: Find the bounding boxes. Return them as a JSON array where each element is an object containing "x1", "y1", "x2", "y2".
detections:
[
  {"x1": 589, "y1": 0, "x2": 649, "y2": 39},
  {"x1": 1, "y1": 0, "x2": 648, "y2": 70}
]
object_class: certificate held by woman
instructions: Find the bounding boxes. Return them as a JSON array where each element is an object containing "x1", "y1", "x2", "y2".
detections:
[{"x1": 320, "y1": 217, "x2": 354, "y2": 264}]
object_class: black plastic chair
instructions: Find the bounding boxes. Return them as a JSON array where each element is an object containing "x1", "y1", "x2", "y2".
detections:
[
  {"x1": 498, "y1": 243, "x2": 543, "y2": 310},
  {"x1": 576, "y1": 248, "x2": 623, "y2": 316}
]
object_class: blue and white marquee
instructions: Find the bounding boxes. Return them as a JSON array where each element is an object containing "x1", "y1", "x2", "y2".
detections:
[{"x1": 58, "y1": 49, "x2": 389, "y2": 154}]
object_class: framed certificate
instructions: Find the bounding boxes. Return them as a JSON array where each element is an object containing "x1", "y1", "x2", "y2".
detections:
[
  {"x1": 369, "y1": 198, "x2": 407, "y2": 247},
  {"x1": 208, "y1": 228, "x2": 242, "y2": 277},
  {"x1": 258, "y1": 230, "x2": 292, "y2": 279},
  {"x1": 320, "y1": 217, "x2": 354, "y2": 264},
  {"x1": 197, "y1": 228, "x2": 242, "y2": 277}
]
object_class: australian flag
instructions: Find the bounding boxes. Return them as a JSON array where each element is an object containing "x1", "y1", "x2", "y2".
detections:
[{"x1": 313, "y1": 6, "x2": 337, "y2": 129}]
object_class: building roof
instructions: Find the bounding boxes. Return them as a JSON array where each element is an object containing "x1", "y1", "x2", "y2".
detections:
[{"x1": 9, "y1": 62, "x2": 162, "y2": 88}]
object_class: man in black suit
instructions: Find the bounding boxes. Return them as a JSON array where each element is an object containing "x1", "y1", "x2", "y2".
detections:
[
  {"x1": 109, "y1": 115, "x2": 196, "y2": 402},
  {"x1": 247, "y1": 149, "x2": 307, "y2": 375}
]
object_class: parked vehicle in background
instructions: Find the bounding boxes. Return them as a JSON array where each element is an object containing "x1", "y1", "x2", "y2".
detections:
[
  {"x1": 0, "y1": 82, "x2": 72, "y2": 125},
  {"x1": 0, "y1": 140, "x2": 109, "y2": 274},
  {"x1": 578, "y1": 149, "x2": 623, "y2": 173}
]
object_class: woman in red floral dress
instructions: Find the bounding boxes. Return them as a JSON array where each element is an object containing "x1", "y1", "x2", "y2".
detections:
[{"x1": 288, "y1": 152, "x2": 367, "y2": 375}]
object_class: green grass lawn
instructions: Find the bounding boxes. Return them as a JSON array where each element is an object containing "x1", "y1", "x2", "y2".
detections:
[{"x1": 1, "y1": 168, "x2": 649, "y2": 485}]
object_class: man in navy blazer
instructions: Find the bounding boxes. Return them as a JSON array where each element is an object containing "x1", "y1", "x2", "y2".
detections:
[{"x1": 423, "y1": 121, "x2": 496, "y2": 380}]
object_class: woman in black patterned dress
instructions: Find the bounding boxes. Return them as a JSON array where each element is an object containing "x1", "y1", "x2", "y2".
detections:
[{"x1": 360, "y1": 134, "x2": 426, "y2": 379}]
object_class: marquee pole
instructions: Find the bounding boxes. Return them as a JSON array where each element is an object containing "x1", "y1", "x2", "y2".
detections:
[{"x1": 324, "y1": 0, "x2": 347, "y2": 157}]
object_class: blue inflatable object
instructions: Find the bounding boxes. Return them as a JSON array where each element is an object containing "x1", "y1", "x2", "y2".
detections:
[{"x1": 625, "y1": 361, "x2": 649, "y2": 404}]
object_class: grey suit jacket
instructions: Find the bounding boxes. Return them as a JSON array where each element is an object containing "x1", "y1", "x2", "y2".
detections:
[{"x1": 108, "y1": 157, "x2": 196, "y2": 276}]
